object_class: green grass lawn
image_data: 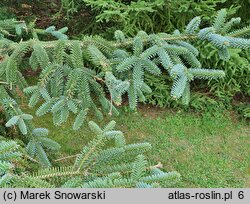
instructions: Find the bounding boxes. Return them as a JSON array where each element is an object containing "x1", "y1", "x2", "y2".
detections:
[{"x1": 23, "y1": 105, "x2": 250, "y2": 188}]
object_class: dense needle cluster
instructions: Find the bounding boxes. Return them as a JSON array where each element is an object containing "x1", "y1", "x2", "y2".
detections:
[{"x1": 0, "y1": 9, "x2": 249, "y2": 186}]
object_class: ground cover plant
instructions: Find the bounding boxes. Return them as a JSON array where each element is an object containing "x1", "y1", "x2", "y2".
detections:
[{"x1": 0, "y1": 2, "x2": 249, "y2": 188}]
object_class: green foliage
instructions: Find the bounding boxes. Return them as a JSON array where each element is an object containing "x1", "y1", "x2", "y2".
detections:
[
  {"x1": 144, "y1": 73, "x2": 226, "y2": 113},
  {"x1": 1, "y1": 10, "x2": 250, "y2": 130},
  {"x1": 0, "y1": 5, "x2": 16, "y2": 21},
  {"x1": 144, "y1": 9, "x2": 250, "y2": 117},
  {"x1": 201, "y1": 47, "x2": 250, "y2": 98},
  {"x1": 197, "y1": 10, "x2": 250, "y2": 118},
  {"x1": 0, "y1": 2, "x2": 249, "y2": 189},
  {"x1": 59, "y1": 0, "x2": 79, "y2": 18},
  {"x1": 0, "y1": 96, "x2": 60, "y2": 167},
  {"x1": 45, "y1": 26, "x2": 68, "y2": 40},
  {"x1": 81, "y1": 0, "x2": 166, "y2": 35},
  {"x1": 234, "y1": 102, "x2": 250, "y2": 120},
  {"x1": 0, "y1": 19, "x2": 27, "y2": 39},
  {"x1": 0, "y1": 10, "x2": 249, "y2": 174},
  {"x1": 197, "y1": 9, "x2": 250, "y2": 99},
  {"x1": 58, "y1": 0, "x2": 241, "y2": 37},
  {"x1": 0, "y1": 140, "x2": 21, "y2": 176},
  {"x1": 0, "y1": 121, "x2": 180, "y2": 188}
]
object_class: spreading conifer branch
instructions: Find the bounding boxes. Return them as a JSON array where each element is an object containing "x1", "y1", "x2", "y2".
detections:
[
  {"x1": 0, "y1": 9, "x2": 250, "y2": 130},
  {"x1": 0, "y1": 121, "x2": 180, "y2": 188}
]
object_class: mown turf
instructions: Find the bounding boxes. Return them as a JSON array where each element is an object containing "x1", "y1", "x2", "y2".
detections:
[{"x1": 23, "y1": 105, "x2": 250, "y2": 188}]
